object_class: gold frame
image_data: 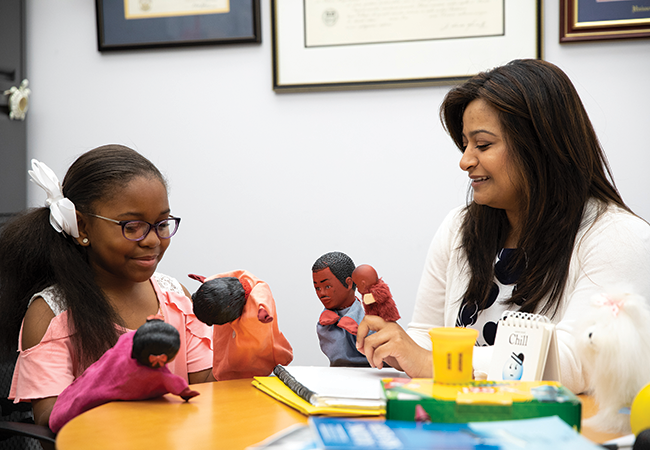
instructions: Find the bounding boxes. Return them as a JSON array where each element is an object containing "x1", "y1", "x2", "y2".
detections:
[{"x1": 560, "y1": 0, "x2": 650, "y2": 42}]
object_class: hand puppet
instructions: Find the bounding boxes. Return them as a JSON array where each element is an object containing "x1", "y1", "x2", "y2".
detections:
[
  {"x1": 351, "y1": 264, "x2": 400, "y2": 322},
  {"x1": 189, "y1": 270, "x2": 293, "y2": 380},
  {"x1": 575, "y1": 290, "x2": 650, "y2": 434},
  {"x1": 312, "y1": 251, "x2": 371, "y2": 367},
  {"x1": 49, "y1": 318, "x2": 199, "y2": 433}
]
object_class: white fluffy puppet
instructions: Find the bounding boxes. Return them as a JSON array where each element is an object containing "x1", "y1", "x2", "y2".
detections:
[{"x1": 576, "y1": 290, "x2": 650, "y2": 434}]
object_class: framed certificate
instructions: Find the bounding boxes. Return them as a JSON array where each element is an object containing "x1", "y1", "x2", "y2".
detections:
[
  {"x1": 96, "y1": 0, "x2": 260, "y2": 51},
  {"x1": 560, "y1": 0, "x2": 650, "y2": 42},
  {"x1": 272, "y1": 0, "x2": 542, "y2": 92}
]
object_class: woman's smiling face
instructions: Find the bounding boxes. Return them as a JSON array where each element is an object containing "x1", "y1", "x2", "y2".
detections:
[{"x1": 459, "y1": 98, "x2": 523, "y2": 219}]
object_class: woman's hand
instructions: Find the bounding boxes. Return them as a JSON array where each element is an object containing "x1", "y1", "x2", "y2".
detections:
[{"x1": 356, "y1": 315, "x2": 433, "y2": 378}]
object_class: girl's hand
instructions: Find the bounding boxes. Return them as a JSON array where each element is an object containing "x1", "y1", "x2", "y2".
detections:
[{"x1": 356, "y1": 315, "x2": 433, "y2": 378}]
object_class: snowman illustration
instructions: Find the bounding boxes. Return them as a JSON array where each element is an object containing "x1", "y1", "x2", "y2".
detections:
[{"x1": 503, "y1": 352, "x2": 524, "y2": 380}]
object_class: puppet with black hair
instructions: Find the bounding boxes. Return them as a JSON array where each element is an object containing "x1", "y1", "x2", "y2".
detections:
[
  {"x1": 189, "y1": 270, "x2": 293, "y2": 380},
  {"x1": 49, "y1": 318, "x2": 199, "y2": 433},
  {"x1": 312, "y1": 251, "x2": 370, "y2": 367}
]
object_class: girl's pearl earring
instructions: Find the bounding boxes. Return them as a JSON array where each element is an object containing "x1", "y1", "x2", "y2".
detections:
[{"x1": 82, "y1": 238, "x2": 89, "y2": 244}]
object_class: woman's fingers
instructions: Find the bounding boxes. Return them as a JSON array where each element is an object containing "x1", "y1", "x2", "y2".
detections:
[
  {"x1": 357, "y1": 315, "x2": 432, "y2": 377},
  {"x1": 356, "y1": 315, "x2": 406, "y2": 369},
  {"x1": 367, "y1": 324, "x2": 407, "y2": 369},
  {"x1": 356, "y1": 314, "x2": 385, "y2": 352}
]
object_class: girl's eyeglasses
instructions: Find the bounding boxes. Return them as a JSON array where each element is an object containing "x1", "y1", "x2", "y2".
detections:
[{"x1": 86, "y1": 214, "x2": 181, "y2": 242}]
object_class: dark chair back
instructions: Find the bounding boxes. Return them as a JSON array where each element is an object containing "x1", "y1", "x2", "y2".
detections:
[{"x1": 1, "y1": 341, "x2": 56, "y2": 449}]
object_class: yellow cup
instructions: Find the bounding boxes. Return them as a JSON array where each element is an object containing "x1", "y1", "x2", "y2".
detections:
[{"x1": 428, "y1": 327, "x2": 478, "y2": 384}]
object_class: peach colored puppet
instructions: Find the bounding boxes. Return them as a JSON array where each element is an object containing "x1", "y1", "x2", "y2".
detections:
[
  {"x1": 351, "y1": 264, "x2": 400, "y2": 322},
  {"x1": 189, "y1": 270, "x2": 293, "y2": 380}
]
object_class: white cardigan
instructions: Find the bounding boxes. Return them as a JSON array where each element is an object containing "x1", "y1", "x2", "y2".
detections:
[{"x1": 407, "y1": 200, "x2": 650, "y2": 394}]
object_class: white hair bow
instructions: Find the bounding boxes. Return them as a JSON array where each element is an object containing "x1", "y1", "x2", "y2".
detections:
[{"x1": 28, "y1": 159, "x2": 80, "y2": 238}]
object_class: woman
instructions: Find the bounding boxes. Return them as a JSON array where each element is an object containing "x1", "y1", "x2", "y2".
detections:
[{"x1": 356, "y1": 59, "x2": 650, "y2": 394}]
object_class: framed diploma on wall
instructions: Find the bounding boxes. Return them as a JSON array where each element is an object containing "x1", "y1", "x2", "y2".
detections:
[
  {"x1": 95, "y1": 0, "x2": 261, "y2": 51},
  {"x1": 560, "y1": 0, "x2": 650, "y2": 42},
  {"x1": 271, "y1": 1, "x2": 542, "y2": 92}
]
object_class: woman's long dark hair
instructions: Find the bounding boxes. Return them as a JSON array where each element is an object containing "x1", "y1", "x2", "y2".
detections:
[
  {"x1": 440, "y1": 59, "x2": 629, "y2": 316},
  {"x1": 0, "y1": 145, "x2": 167, "y2": 369}
]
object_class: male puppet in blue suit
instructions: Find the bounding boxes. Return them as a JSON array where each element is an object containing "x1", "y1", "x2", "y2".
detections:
[{"x1": 312, "y1": 252, "x2": 370, "y2": 367}]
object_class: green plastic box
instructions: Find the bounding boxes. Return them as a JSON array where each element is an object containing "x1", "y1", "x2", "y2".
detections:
[{"x1": 382, "y1": 378, "x2": 582, "y2": 431}]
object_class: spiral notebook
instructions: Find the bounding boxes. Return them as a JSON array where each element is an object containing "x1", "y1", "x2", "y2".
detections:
[
  {"x1": 487, "y1": 311, "x2": 560, "y2": 382},
  {"x1": 252, "y1": 365, "x2": 407, "y2": 417}
]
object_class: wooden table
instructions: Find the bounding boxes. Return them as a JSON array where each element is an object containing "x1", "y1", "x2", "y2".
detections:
[
  {"x1": 55, "y1": 380, "x2": 622, "y2": 450},
  {"x1": 55, "y1": 379, "x2": 308, "y2": 450}
]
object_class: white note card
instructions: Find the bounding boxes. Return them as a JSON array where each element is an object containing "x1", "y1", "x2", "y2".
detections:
[{"x1": 487, "y1": 311, "x2": 560, "y2": 382}]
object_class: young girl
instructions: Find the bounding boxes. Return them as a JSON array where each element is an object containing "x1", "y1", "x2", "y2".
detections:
[
  {"x1": 0, "y1": 145, "x2": 214, "y2": 428},
  {"x1": 355, "y1": 59, "x2": 650, "y2": 394}
]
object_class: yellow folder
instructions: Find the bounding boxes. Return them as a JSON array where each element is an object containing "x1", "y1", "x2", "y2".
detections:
[{"x1": 252, "y1": 376, "x2": 385, "y2": 417}]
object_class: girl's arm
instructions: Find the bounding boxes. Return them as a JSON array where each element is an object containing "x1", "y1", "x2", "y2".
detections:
[
  {"x1": 32, "y1": 397, "x2": 57, "y2": 427},
  {"x1": 21, "y1": 297, "x2": 57, "y2": 427},
  {"x1": 189, "y1": 368, "x2": 216, "y2": 383},
  {"x1": 181, "y1": 283, "x2": 216, "y2": 383}
]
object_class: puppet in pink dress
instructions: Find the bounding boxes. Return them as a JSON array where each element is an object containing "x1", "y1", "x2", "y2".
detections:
[
  {"x1": 189, "y1": 269, "x2": 293, "y2": 381},
  {"x1": 48, "y1": 318, "x2": 200, "y2": 433}
]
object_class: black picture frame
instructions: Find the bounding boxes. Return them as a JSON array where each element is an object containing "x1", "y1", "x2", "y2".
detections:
[
  {"x1": 95, "y1": 0, "x2": 261, "y2": 51},
  {"x1": 560, "y1": 0, "x2": 650, "y2": 42}
]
